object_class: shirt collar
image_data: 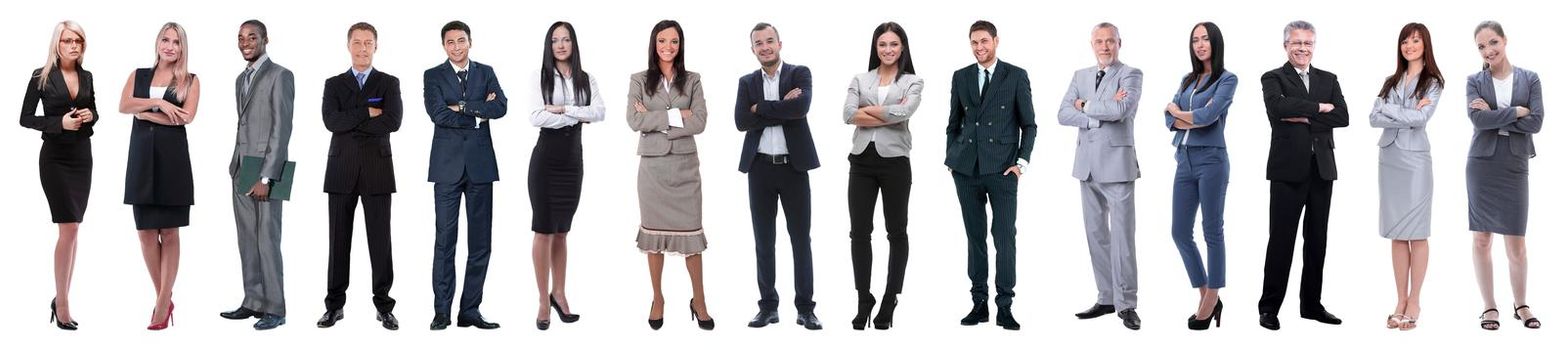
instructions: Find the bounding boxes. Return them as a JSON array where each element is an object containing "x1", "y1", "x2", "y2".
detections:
[
  {"x1": 450, "y1": 60, "x2": 471, "y2": 74},
  {"x1": 761, "y1": 60, "x2": 784, "y2": 80},
  {"x1": 247, "y1": 54, "x2": 270, "y2": 70},
  {"x1": 351, "y1": 66, "x2": 374, "y2": 77}
]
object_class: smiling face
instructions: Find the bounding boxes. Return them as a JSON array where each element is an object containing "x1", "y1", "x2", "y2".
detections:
[
  {"x1": 58, "y1": 29, "x2": 84, "y2": 65},
  {"x1": 443, "y1": 29, "x2": 470, "y2": 66},
  {"x1": 349, "y1": 28, "x2": 376, "y2": 71},
  {"x1": 655, "y1": 27, "x2": 680, "y2": 64},
  {"x1": 970, "y1": 30, "x2": 996, "y2": 66},
  {"x1": 1191, "y1": 25, "x2": 1212, "y2": 63},
  {"x1": 876, "y1": 31, "x2": 902, "y2": 69},
  {"x1": 1091, "y1": 26, "x2": 1119, "y2": 67},
  {"x1": 1475, "y1": 28, "x2": 1506, "y2": 69},
  {"x1": 1400, "y1": 30, "x2": 1424, "y2": 64},
  {"x1": 160, "y1": 27, "x2": 184, "y2": 65},
  {"x1": 1285, "y1": 28, "x2": 1314, "y2": 69},
  {"x1": 550, "y1": 25, "x2": 573, "y2": 63},
  {"x1": 237, "y1": 24, "x2": 265, "y2": 62},
  {"x1": 750, "y1": 26, "x2": 781, "y2": 68}
]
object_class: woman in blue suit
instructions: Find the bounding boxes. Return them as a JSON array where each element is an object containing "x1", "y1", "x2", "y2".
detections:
[{"x1": 1164, "y1": 21, "x2": 1236, "y2": 331}]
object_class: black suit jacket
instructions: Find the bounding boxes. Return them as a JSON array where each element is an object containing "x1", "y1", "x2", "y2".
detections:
[
  {"x1": 735, "y1": 63, "x2": 819, "y2": 172},
  {"x1": 1261, "y1": 63, "x2": 1349, "y2": 182},
  {"x1": 944, "y1": 60, "x2": 1038, "y2": 176},
  {"x1": 323, "y1": 69, "x2": 402, "y2": 195}
]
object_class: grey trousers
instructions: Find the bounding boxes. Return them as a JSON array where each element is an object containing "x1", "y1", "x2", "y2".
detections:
[
  {"x1": 233, "y1": 186, "x2": 287, "y2": 316},
  {"x1": 1080, "y1": 180, "x2": 1137, "y2": 309}
]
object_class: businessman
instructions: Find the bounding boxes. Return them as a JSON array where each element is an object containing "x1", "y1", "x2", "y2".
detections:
[
  {"x1": 1057, "y1": 22, "x2": 1143, "y2": 330},
  {"x1": 424, "y1": 20, "x2": 506, "y2": 331},
  {"x1": 947, "y1": 20, "x2": 1037, "y2": 331},
  {"x1": 318, "y1": 22, "x2": 402, "y2": 331}
]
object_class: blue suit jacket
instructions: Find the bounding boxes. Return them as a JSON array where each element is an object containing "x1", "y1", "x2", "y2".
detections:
[
  {"x1": 424, "y1": 60, "x2": 507, "y2": 184},
  {"x1": 735, "y1": 63, "x2": 820, "y2": 172}
]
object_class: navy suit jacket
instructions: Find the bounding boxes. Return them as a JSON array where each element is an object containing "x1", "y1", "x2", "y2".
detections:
[
  {"x1": 944, "y1": 60, "x2": 1038, "y2": 176},
  {"x1": 735, "y1": 63, "x2": 820, "y2": 172},
  {"x1": 423, "y1": 60, "x2": 507, "y2": 184},
  {"x1": 323, "y1": 69, "x2": 402, "y2": 195}
]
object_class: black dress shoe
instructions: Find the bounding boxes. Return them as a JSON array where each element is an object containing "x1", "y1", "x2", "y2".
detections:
[
  {"x1": 648, "y1": 318, "x2": 664, "y2": 330},
  {"x1": 549, "y1": 293, "x2": 580, "y2": 323},
  {"x1": 430, "y1": 314, "x2": 451, "y2": 330},
  {"x1": 797, "y1": 311, "x2": 823, "y2": 330},
  {"x1": 689, "y1": 299, "x2": 714, "y2": 331},
  {"x1": 1118, "y1": 309, "x2": 1142, "y2": 330},
  {"x1": 457, "y1": 315, "x2": 501, "y2": 329},
  {"x1": 960, "y1": 300, "x2": 989, "y2": 325},
  {"x1": 1075, "y1": 304, "x2": 1116, "y2": 319},
  {"x1": 1302, "y1": 309, "x2": 1342, "y2": 325},
  {"x1": 536, "y1": 319, "x2": 550, "y2": 330},
  {"x1": 50, "y1": 298, "x2": 79, "y2": 331},
  {"x1": 220, "y1": 307, "x2": 263, "y2": 320},
  {"x1": 1259, "y1": 312, "x2": 1281, "y2": 330},
  {"x1": 316, "y1": 309, "x2": 344, "y2": 328},
  {"x1": 377, "y1": 312, "x2": 399, "y2": 330},
  {"x1": 996, "y1": 307, "x2": 1021, "y2": 330},
  {"x1": 747, "y1": 310, "x2": 779, "y2": 328},
  {"x1": 253, "y1": 314, "x2": 286, "y2": 330}
]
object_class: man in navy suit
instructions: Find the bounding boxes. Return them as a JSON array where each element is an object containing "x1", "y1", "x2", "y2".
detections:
[
  {"x1": 734, "y1": 23, "x2": 822, "y2": 330},
  {"x1": 422, "y1": 20, "x2": 506, "y2": 331},
  {"x1": 946, "y1": 20, "x2": 1037, "y2": 331}
]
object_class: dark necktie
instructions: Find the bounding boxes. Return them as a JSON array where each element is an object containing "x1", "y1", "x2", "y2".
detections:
[
  {"x1": 980, "y1": 69, "x2": 992, "y2": 100},
  {"x1": 1095, "y1": 70, "x2": 1106, "y2": 89},
  {"x1": 456, "y1": 69, "x2": 469, "y2": 96}
]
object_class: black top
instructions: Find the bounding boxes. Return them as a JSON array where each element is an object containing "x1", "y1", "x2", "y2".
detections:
[
  {"x1": 19, "y1": 67, "x2": 97, "y2": 142},
  {"x1": 123, "y1": 67, "x2": 196, "y2": 206}
]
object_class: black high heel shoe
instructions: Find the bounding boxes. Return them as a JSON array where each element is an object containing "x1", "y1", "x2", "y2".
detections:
[
  {"x1": 690, "y1": 299, "x2": 714, "y2": 330},
  {"x1": 1188, "y1": 298, "x2": 1223, "y2": 330},
  {"x1": 550, "y1": 293, "x2": 580, "y2": 323},
  {"x1": 50, "y1": 298, "x2": 78, "y2": 331},
  {"x1": 851, "y1": 294, "x2": 876, "y2": 330},
  {"x1": 873, "y1": 295, "x2": 898, "y2": 330},
  {"x1": 648, "y1": 301, "x2": 664, "y2": 330}
]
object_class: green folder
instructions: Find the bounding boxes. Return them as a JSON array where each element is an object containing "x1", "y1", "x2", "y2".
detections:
[{"x1": 236, "y1": 156, "x2": 297, "y2": 201}]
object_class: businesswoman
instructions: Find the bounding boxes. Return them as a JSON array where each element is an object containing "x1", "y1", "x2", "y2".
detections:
[
  {"x1": 119, "y1": 22, "x2": 201, "y2": 331},
  {"x1": 627, "y1": 20, "x2": 714, "y2": 331},
  {"x1": 1466, "y1": 20, "x2": 1542, "y2": 331},
  {"x1": 528, "y1": 21, "x2": 603, "y2": 331},
  {"x1": 1163, "y1": 22, "x2": 1235, "y2": 331},
  {"x1": 1370, "y1": 22, "x2": 1443, "y2": 331},
  {"x1": 842, "y1": 21, "x2": 921, "y2": 331},
  {"x1": 20, "y1": 20, "x2": 95, "y2": 331}
]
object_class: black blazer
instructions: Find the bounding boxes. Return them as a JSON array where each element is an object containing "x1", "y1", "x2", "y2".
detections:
[
  {"x1": 322, "y1": 69, "x2": 402, "y2": 195},
  {"x1": 20, "y1": 68, "x2": 98, "y2": 141},
  {"x1": 1261, "y1": 63, "x2": 1349, "y2": 182},
  {"x1": 944, "y1": 60, "x2": 1038, "y2": 176},
  {"x1": 735, "y1": 63, "x2": 819, "y2": 172}
]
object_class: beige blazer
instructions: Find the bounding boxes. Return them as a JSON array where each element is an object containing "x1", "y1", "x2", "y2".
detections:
[{"x1": 627, "y1": 71, "x2": 707, "y2": 156}]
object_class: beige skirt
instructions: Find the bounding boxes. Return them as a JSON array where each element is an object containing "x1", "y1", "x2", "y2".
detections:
[{"x1": 636, "y1": 152, "x2": 707, "y2": 255}]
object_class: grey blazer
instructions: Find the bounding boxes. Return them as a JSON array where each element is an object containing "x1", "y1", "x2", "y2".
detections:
[
  {"x1": 1370, "y1": 77, "x2": 1441, "y2": 151},
  {"x1": 627, "y1": 72, "x2": 707, "y2": 156},
  {"x1": 230, "y1": 58, "x2": 295, "y2": 180},
  {"x1": 1056, "y1": 62, "x2": 1141, "y2": 183},
  {"x1": 842, "y1": 71, "x2": 923, "y2": 157},
  {"x1": 1466, "y1": 67, "x2": 1544, "y2": 158}
]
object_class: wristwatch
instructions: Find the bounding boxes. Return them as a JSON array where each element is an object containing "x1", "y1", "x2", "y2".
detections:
[{"x1": 458, "y1": 100, "x2": 467, "y2": 114}]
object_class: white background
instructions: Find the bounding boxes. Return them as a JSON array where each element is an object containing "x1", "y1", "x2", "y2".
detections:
[{"x1": 2, "y1": 0, "x2": 1555, "y2": 348}]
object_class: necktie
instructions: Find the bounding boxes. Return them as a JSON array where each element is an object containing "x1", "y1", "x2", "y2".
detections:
[
  {"x1": 456, "y1": 69, "x2": 469, "y2": 96},
  {"x1": 356, "y1": 71, "x2": 367, "y2": 89},
  {"x1": 980, "y1": 69, "x2": 992, "y2": 100},
  {"x1": 242, "y1": 67, "x2": 256, "y2": 97},
  {"x1": 1095, "y1": 70, "x2": 1106, "y2": 89},
  {"x1": 1299, "y1": 70, "x2": 1310, "y2": 93}
]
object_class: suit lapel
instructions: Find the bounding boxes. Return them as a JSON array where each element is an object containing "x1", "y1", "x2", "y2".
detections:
[
  {"x1": 882, "y1": 75, "x2": 904, "y2": 106},
  {"x1": 980, "y1": 63, "x2": 1008, "y2": 110},
  {"x1": 239, "y1": 60, "x2": 271, "y2": 113},
  {"x1": 1093, "y1": 64, "x2": 1119, "y2": 97},
  {"x1": 1509, "y1": 69, "x2": 1526, "y2": 107},
  {"x1": 1478, "y1": 70, "x2": 1497, "y2": 109}
]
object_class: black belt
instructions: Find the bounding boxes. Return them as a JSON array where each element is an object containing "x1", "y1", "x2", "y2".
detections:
[{"x1": 755, "y1": 153, "x2": 789, "y2": 165}]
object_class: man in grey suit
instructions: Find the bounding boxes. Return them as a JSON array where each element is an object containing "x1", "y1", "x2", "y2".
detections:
[
  {"x1": 1056, "y1": 22, "x2": 1142, "y2": 330},
  {"x1": 218, "y1": 19, "x2": 294, "y2": 331}
]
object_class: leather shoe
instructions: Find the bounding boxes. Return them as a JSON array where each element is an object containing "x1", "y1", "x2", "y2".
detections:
[
  {"x1": 1118, "y1": 309, "x2": 1142, "y2": 330},
  {"x1": 430, "y1": 314, "x2": 451, "y2": 330},
  {"x1": 1259, "y1": 312, "x2": 1281, "y2": 330},
  {"x1": 1075, "y1": 304, "x2": 1116, "y2": 319},
  {"x1": 253, "y1": 314, "x2": 286, "y2": 330},
  {"x1": 377, "y1": 312, "x2": 399, "y2": 330},
  {"x1": 796, "y1": 311, "x2": 823, "y2": 330},
  {"x1": 1302, "y1": 309, "x2": 1342, "y2": 325},
  {"x1": 457, "y1": 315, "x2": 501, "y2": 329},
  {"x1": 747, "y1": 309, "x2": 779, "y2": 328},
  {"x1": 960, "y1": 300, "x2": 989, "y2": 325},
  {"x1": 316, "y1": 309, "x2": 344, "y2": 328},
  {"x1": 996, "y1": 307, "x2": 1020, "y2": 330},
  {"x1": 220, "y1": 307, "x2": 262, "y2": 320}
]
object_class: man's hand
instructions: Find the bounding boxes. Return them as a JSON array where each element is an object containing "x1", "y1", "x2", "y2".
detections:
[
  {"x1": 1002, "y1": 165, "x2": 1023, "y2": 179},
  {"x1": 248, "y1": 180, "x2": 271, "y2": 202},
  {"x1": 1318, "y1": 103, "x2": 1335, "y2": 113},
  {"x1": 1281, "y1": 117, "x2": 1311, "y2": 124},
  {"x1": 368, "y1": 107, "x2": 383, "y2": 118},
  {"x1": 784, "y1": 88, "x2": 802, "y2": 100}
]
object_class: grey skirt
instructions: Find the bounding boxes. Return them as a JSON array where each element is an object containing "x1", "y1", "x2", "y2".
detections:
[
  {"x1": 636, "y1": 152, "x2": 707, "y2": 255},
  {"x1": 1379, "y1": 146, "x2": 1433, "y2": 240},
  {"x1": 1467, "y1": 136, "x2": 1529, "y2": 236}
]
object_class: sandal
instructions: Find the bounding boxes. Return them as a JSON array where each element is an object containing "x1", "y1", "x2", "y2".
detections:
[
  {"x1": 1399, "y1": 315, "x2": 1419, "y2": 331},
  {"x1": 1514, "y1": 305, "x2": 1542, "y2": 329},
  {"x1": 1386, "y1": 314, "x2": 1404, "y2": 329},
  {"x1": 1480, "y1": 309, "x2": 1501, "y2": 331}
]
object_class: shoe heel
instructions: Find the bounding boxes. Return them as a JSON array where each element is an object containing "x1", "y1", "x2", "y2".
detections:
[{"x1": 1214, "y1": 299, "x2": 1224, "y2": 328}]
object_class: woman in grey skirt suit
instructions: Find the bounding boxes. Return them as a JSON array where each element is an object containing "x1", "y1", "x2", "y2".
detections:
[
  {"x1": 626, "y1": 20, "x2": 714, "y2": 330},
  {"x1": 1466, "y1": 21, "x2": 1542, "y2": 331},
  {"x1": 1369, "y1": 23, "x2": 1443, "y2": 331}
]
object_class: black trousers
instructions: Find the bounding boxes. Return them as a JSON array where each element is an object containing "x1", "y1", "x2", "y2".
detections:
[
  {"x1": 748, "y1": 155, "x2": 815, "y2": 313},
  {"x1": 953, "y1": 170, "x2": 1018, "y2": 307},
  {"x1": 848, "y1": 146, "x2": 912, "y2": 297},
  {"x1": 1259, "y1": 159, "x2": 1333, "y2": 315},
  {"x1": 326, "y1": 193, "x2": 396, "y2": 313}
]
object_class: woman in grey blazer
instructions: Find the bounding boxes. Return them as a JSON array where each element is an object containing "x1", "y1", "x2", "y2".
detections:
[
  {"x1": 1370, "y1": 23, "x2": 1443, "y2": 331},
  {"x1": 1466, "y1": 21, "x2": 1543, "y2": 331},
  {"x1": 627, "y1": 20, "x2": 714, "y2": 331},
  {"x1": 842, "y1": 22, "x2": 922, "y2": 330}
]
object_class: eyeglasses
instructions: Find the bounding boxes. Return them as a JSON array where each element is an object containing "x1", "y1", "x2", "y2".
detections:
[
  {"x1": 59, "y1": 38, "x2": 84, "y2": 46},
  {"x1": 1286, "y1": 40, "x2": 1314, "y2": 49}
]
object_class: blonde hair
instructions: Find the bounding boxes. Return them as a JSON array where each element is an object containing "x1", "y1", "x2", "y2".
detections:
[
  {"x1": 154, "y1": 22, "x2": 191, "y2": 100},
  {"x1": 39, "y1": 20, "x2": 86, "y2": 90}
]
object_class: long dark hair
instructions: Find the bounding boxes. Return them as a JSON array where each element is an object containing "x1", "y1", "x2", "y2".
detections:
[
  {"x1": 541, "y1": 21, "x2": 591, "y2": 105},
  {"x1": 643, "y1": 20, "x2": 686, "y2": 96},
  {"x1": 1377, "y1": 23, "x2": 1444, "y2": 100},
  {"x1": 1179, "y1": 22, "x2": 1225, "y2": 94},
  {"x1": 867, "y1": 22, "x2": 915, "y2": 80}
]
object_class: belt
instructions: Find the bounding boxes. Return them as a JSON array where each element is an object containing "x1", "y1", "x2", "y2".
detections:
[{"x1": 755, "y1": 153, "x2": 789, "y2": 165}]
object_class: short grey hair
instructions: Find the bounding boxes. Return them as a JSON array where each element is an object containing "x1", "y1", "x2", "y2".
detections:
[
  {"x1": 1093, "y1": 22, "x2": 1121, "y2": 42},
  {"x1": 1282, "y1": 20, "x2": 1315, "y2": 43}
]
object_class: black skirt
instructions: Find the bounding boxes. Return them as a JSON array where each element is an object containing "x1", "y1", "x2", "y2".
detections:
[
  {"x1": 40, "y1": 139, "x2": 92, "y2": 223},
  {"x1": 528, "y1": 124, "x2": 584, "y2": 233}
]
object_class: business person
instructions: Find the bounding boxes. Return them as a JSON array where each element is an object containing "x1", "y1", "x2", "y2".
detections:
[
  {"x1": 629, "y1": 20, "x2": 715, "y2": 331},
  {"x1": 221, "y1": 19, "x2": 294, "y2": 331},
  {"x1": 21, "y1": 20, "x2": 95, "y2": 331},
  {"x1": 1467, "y1": 20, "x2": 1543, "y2": 331},
  {"x1": 1370, "y1": 22, "x2": 1443, "y2": 331},
  {"x1": 528, "y1": 21, "x2": 602, "y2": 331},
  {"x1": 317, "y1": 22, "x2": 402, "y2": 331},
  {"x1": 119, "y1": 22, "x2": 201, "y2": 331},
  {"x1": 1258, "y1": 20, "x2": 1349, "y2": 331},
  {"x1": 735, "y1": 23, "x2": 822, "y2": 330},
  {"x1": 948, "y1": 20, "x2": 1036, "y2": 331},
  {"x1": 843, "y1": 21, "x2": 921, "y2": 331},
  {"x1": 1165, "y1": 22, "x2": 1236, "y2": 331},
  {"x1": 1057, "y1": 23, "x2": 1143, "y2": 330},
  {"x1": 424, "y1": 20, "x2": 506, "y2": 331}
]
